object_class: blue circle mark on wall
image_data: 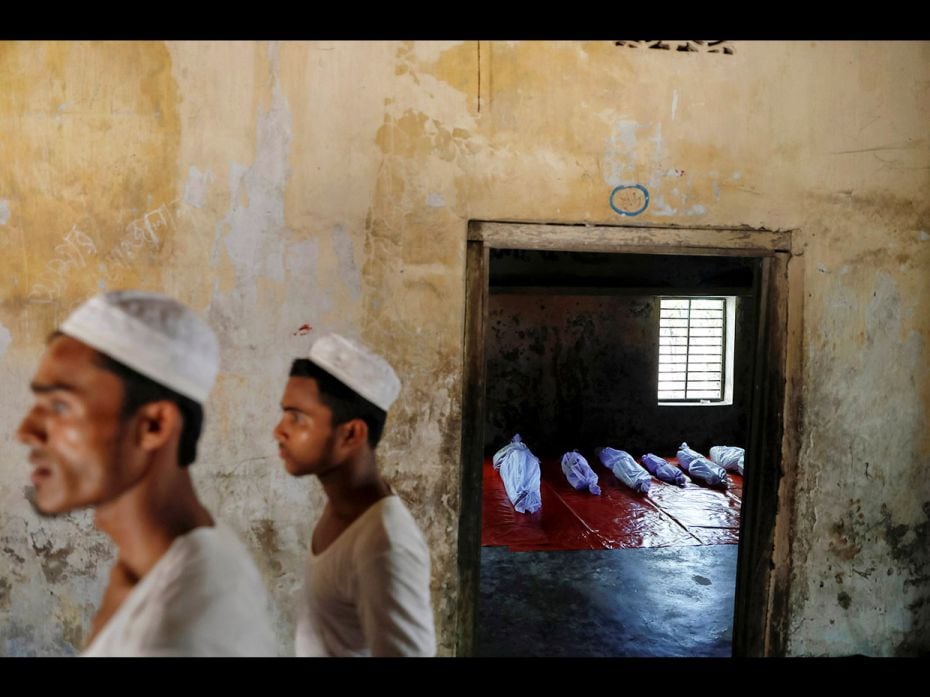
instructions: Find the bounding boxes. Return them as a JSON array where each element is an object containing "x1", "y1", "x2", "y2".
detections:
[{"x1": 609, "y1": 185, "x2": 650, "y2": 217}]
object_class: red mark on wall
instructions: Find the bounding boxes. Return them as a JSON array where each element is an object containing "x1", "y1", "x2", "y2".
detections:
[{"x1": 293, "y1": 324, "x2": 312, "y2": 336}]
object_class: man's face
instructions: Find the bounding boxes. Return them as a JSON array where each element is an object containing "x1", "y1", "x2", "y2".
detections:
[
  {"x1": 16, "y1": 335, "x2": 136, "y2": 515},
  {"x1": 273, "y1": 377, "x2": 340, "y2": 478}
]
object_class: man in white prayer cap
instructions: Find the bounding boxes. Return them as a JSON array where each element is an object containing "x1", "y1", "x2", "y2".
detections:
[
  {"x1": 16, "y1": 290, "x2": 277, "y2": 656},
  {"x1": 274, "y1": 334, "x2": 436, "y2": 656}
]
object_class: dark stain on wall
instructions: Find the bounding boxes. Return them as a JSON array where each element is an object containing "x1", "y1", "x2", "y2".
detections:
[
  {"x1": 825, "y1": 498, "x2": 929, "y2": 655},
  {"x1": 0, "y1": 576, "x2": 11, "y2": 610},
  {"x1": 251, "y1": 518, "x2": 284, "y2": 577},
  {"x1": 2, "y1": 545, "x2": 26, "y2": 566},
  {"x1": 30, "y1": 537, "x2": 73, "y2": 585}
]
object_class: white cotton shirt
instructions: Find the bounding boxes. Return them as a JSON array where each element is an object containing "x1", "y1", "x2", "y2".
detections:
[
  {"x1": 82, "y1": 523, "x2": 277, "y2": 657},
  {"x1": 295, "y1": 495, "x2": 436, "y2": 657}
]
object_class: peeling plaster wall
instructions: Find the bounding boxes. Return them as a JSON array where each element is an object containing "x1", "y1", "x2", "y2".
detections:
[{"x1": 1, "y1": 41, "x2": 928, "y2": 655}]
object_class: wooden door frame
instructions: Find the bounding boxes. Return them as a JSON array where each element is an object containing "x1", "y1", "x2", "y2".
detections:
[{"x1": 456, "y1": 220, "x2": 802, "y2": 657}]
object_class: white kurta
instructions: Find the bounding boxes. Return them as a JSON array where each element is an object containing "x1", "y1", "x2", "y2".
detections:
[
  {"x1": 83, "y1": 523, "x2": 277, "y2": 657},
  {"x1": 295, "y1": 495, "x2": 436, "y2": 657}
]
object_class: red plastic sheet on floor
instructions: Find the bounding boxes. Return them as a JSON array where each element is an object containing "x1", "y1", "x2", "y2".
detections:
[{"x1": 481, "y1": 454, "x2": 744, "y2": 552}]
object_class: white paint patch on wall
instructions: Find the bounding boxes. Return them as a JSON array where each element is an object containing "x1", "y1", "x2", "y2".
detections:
[
  {"x1": 427, "y1": 192, "x2": 445, "y2": 208},
  {"x1": 331, "y1": 224, "x2": 361, "y2": 301},
  {"x1": 284, "y1": 238, "x2": 318, "y2": 279},
  {"x1": 0, "y1": 199, "x2": 10, "y2": 225},
  {"x1": 0, "y1": 322, "x2": 11, "y2": 358},
  {"x1": 648, "y1": 193, "x2": 677, "y2": 216},
  {"x1": 671, "y1": 90, "x2": 679, "y2": 121},
  {"x1": 602, "y1": 120, "x2": 642, "y2": 188},
  {"x1": 206, "y1": 43, "x2": 299, "y2": 381},
  {"x1": 220, "y1": 80, "x2": 292, "y2": 285},
  {"x1": 183, "y1": 166, "x2": 214, "y2": 208},
  {"x1": 649, "y1": 122, "x2": 664, "y2": 164},
  {"x1": 282, "y1": 237, "x2": 327, "y2": 322}
]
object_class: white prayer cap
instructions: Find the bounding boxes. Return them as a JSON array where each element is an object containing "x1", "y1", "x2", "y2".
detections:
[
  {"x1": 307, "y1": 333, "x2": 400, "y2": 412},
  {"x1": 60, "y1": 291, "x2": 219, "y2": 404}
]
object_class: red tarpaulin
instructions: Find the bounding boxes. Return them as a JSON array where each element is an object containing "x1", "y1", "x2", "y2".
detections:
[{"x1": 481, "y1": 454, "x2": 744, "y2": 552}]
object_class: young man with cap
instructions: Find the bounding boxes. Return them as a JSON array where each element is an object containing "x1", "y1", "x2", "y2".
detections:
[
  {"x1": 274, "y1": 334, "x2": 436, "y2": 657},
  {"x1": 17, "y1": 290, "x2": 277, "y2": 656}
]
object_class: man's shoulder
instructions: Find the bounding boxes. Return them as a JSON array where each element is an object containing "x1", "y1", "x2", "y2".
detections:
[
  {"x1": 157, "y1": 523, "x2": 266, "y2": 594},
  {"x1": 352, "y1": 496, "x2": 428, "y2": 558}
]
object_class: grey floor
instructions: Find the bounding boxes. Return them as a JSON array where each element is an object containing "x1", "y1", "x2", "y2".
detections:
[{"x1": 476, "y1": 544, "x2": 737, "y2": 657}]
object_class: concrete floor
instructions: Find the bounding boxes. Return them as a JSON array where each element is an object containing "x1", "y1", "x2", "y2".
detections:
[{"x1": 476, "y1": 544, "x2": 737, "y2": 657}]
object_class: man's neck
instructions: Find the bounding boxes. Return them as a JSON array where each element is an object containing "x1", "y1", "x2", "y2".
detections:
[
  {"x1": 94, "y1": 458, "x2": 214, "y2": 580},
  {"x1": 319, "y1": 449, "x2": 391, "y2": 520}
]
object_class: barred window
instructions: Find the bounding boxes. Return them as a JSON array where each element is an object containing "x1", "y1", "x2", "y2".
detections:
[{"x1": 658, "y1": 297, "x2": 734, "y2": 403}]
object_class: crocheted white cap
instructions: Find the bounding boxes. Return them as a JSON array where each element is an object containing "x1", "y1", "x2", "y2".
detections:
[
  {"x1": 308, "y1": 333, "x2": 400, "y2": 411},
  {"x1": 60, "y1": 291, "x2": 219, "y2": 403}
]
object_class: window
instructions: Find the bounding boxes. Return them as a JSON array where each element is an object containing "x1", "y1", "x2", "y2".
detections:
[{"x1": 658, "y1": 297, "x2": 735, "y2": 405}]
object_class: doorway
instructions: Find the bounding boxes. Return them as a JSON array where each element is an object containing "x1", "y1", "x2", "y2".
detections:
[{"x1": 456, "y1": 221, "x2": 799, "y2": 657}]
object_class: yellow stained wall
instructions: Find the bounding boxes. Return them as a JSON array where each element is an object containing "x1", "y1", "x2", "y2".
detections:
[{"x1": 0, "y1": 40, "x2": 927, "y2": 655}]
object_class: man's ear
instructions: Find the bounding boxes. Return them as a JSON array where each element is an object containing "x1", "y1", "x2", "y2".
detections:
[
  {"x1": 134, "y1": 401, "x2": 183, "y2": 453},
  {"x1": 339, "y1": 418, "x2": 369, "y2": 451}
]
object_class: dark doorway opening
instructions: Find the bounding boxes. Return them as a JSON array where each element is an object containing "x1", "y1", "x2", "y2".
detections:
[
  {"x1": 457, "y1": 222, "x2": 796, "y2": 657},
  {"x1": 479, "y1": 250, "x2": 756, "y2": 656}
]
